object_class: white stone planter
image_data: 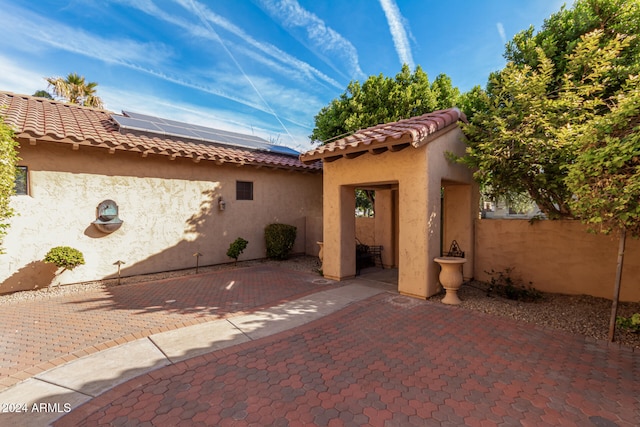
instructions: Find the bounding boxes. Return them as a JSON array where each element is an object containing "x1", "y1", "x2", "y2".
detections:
[{"x1": 434, "y1": 256, "x2": 467, "y2": 305}]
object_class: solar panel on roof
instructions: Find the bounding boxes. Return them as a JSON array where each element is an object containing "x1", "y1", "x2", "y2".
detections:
[
  {"x1": 266, "y1": 145, "x2": 301, "y2": 156},
  {"x1": 112, "y1": 111, "x2": 300, "y2": 157},
  {"x1": 113, "y1": 116, "x2": 164, "y2": 132},
  {"x1": 154, "y1": 123, "x2": 200, "y2": 139}
]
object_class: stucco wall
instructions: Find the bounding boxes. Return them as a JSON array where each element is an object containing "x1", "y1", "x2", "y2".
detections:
[
  {"x1": 321, "y1": 127, "x2": 476, "y2": 298},
  {"x1": 2, "y1": 143, "x2": 322, "y2": 293},
  {"x1": 322, "y1": 143, "x2": 429, "y2": 293},
  {"x1": 475, "y1": 219, "x2": 640, "y2": 301},
  {"x1": 355, "y1": 217, "x2": 375, "y2": 245}
]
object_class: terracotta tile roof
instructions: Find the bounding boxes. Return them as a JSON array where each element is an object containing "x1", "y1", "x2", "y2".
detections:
[
  {"x1": 299, "y1": 108, "x2": 466, "y2": 164},
  {"x1": 0, "y1": 91, "x2": 321, "y2": 172}
]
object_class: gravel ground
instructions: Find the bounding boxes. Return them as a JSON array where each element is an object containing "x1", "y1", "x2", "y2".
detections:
[
  {"x1": 2, "y1": 255, "x2": 639, "y2": 350},
  {"x1": 430, "y1": 279, "x2": 640, "y2": 350}
]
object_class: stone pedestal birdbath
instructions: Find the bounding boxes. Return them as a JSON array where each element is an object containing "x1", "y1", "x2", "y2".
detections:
[{"x1": 434, "y1": 256, "x2": 467, "y2": 305}]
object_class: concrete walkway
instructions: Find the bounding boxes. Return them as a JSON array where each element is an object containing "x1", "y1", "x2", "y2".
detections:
[{"x1": 0, "y1": 266, "x2": 638, "y2": 426}]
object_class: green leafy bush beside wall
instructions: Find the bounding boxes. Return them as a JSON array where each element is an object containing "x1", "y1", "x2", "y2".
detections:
[
  {"x1": 617, "y1": 313, "x2": 640, "y2": 333},
  {"x1": 44, "y1": 246, "x2": 85, "y2": 271},
  {"x1": 265, "y1": 223, "x2": 297, "y2": 260},
  {"x1": 227, "y1": 237, "x2": 248, "y2": 265},
  {"x1": 485, "y1": 267, "x2": 542, "y2": 302}
]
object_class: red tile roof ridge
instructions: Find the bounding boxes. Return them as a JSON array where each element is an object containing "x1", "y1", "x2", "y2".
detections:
[{"x1": 300, "y1": 108, "x2": 466, "y2": 162}]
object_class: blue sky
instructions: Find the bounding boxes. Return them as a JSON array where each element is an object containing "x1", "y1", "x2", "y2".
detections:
[{"x1": 0, "y1": 0, "x2": 566, "y2": 151}]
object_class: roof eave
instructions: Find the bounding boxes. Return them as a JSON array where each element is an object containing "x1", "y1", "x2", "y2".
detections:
[{"x1": 299, "y1": 122, "x2": 461, "y2": 164}]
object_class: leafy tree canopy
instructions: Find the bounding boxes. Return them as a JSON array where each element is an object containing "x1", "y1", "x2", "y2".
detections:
[
  {"x1": 46, "y1": 72, "x2": 104, "y2": 109},
  {"x1": 566, "y1": 71, "x2": 640, "y2": 237},
  {"x1": 32, "y1": 90, "x2": 53, "y2": 99},
  {"x1": 504, "y1": 0, "x2": 640, "y2": 91},
  {"x1": 310, "y1": 64, "x2": 460, "y2": 143},
  {"x1": 461, "y1": 0, "x2": 640, "y2": 220}
]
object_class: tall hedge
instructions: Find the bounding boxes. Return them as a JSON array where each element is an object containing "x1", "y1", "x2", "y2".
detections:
[{"x1": 265, "y1": 223, "x2": 297, "y2": 260}]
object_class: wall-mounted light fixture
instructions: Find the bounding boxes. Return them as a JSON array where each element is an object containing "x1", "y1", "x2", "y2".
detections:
[
  {"x1": 218, "y1": 197, "x2": 226, "y2": 211},
  {"x1": 93, "y1": 199, "x2": 123, "y2": 233}
]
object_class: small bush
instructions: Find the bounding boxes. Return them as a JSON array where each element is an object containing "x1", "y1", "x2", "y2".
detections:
[
  {"x1": 44, "y1": 246, "x2": 85, "y2": 270},
  {"x1": 265, "y1": 223, "x2": 297, "y2": 260},
  {"x1": 227, "y1": 237, "x2": 248, "y2": 265},
  {"x1": 485, "y1": 268, "x2": 542, "y2": 302},
  {"x1": 617, "y1": 313, "x2": 640, "y2": 333}
]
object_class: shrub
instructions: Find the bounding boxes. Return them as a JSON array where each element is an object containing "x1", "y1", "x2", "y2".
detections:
[
  {"x1": 485, "y1": 268, "x2": 542, "y2": 302},
  {"x1": 617, "y1": 313, "x2": 640, "y2": 333},
  {"x1": 44, "y1": 246, "x2": 85, "y2": 270},
  {"x1": 265, "y1": 223, "x2": 297, "y2": 260},
  {"x1": 227, "y1": 237, "x2": 248, "y2": 265},
  {"x1": 0, "y1": 118, "x2": 19, "y2": 253}
]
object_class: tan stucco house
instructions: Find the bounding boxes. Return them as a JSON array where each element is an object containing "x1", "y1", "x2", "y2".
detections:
[
  {"x1": 300, "y1": 109, "x2": 478, "y2": 299},
  {"x1": 0, "y1": 92, "x2": 322, "y2": 294}
]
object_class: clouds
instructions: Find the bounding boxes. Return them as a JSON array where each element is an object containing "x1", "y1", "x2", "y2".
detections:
[
  {"x1": 0, "y1": 55, "x2": 47, "y2": 96},
  {"x1": 379, "y1": 0, "x2": 414, "y2": 69},
  {"x1": 0, "y1": 2, "x2": 171, "y2": 68},
  {"x1": 252, "y1": 0, "x2": 365, "y2": 81},
  {"x1": 128, "y1": 0, "x2": 343, "y2": 91},
  {"x1": 115, "y1": 0, "x2": 343, "y2": 137}
]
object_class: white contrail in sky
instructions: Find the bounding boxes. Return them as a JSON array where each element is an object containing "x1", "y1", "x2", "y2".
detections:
[
  {"x1": 379, "y1": 0, "x2": 414, "y2": 69},
  {"x1": 496, "y1": 22, "x2": 507, "y2": 45},
  {"x1": 187, "y1": 0, "x2": 296, "y2": 145},
  {"x1": 133, "y1": 0, "x2": 342, "y2": 90},
  {"x1": 255, "y1": 0, "x2": 365, "y2": 80}
]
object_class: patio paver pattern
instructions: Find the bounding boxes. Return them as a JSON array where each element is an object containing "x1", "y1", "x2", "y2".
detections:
[
  {"x1": 0, "y1": 265, "x2": 337, "y2": 390},
  {"x1": 62, "y1": 288, "x2": 639, "y2": 425},
  {"x1": 1, "y1": 265, "x2": 638, "y2": 426}
]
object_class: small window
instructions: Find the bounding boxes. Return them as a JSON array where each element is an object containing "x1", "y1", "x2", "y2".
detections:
[
  {"x1": 14, "y1": 166, "x2": 28, "y2": 195},
  {"x1": 236, "y1": 181, "x2": 253, "y2": 200}
]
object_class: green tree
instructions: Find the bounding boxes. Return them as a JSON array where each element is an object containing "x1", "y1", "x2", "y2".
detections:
[
  {"x1": 462, "y1": 0, "x2": 640, "y2": 343},
  {"x1": 461, "y1": 0, "x2": 640, "y2": 219},
  {"x1": 46, "y1": 72, "x2": 104, "y2": 108},
  {"x1": 310, "y1": 64, "x2": 459, "y2": 143},
  {"x1": 504, "y1": 0, "x2": 640, "y2": 91},
  {"x1": 564, "y1": 71, "x2": 640, "y2": 341},
  {"x1": 457, "y1": 85, "x2": 489, "y2": 122},
  {"x1": 566, "y1": 75, "x2": 640, "y2": 238},
  {"x1": 355, "y1": 189, "x2": 374, "y2": 217},
  {"x1": 32, "y1": 90, "x2": 53, "y2": 99},
  {"x1": 0, "y1": 116, "x2": 19, "y2": 253},
  {"x1": 430, "y1": 74, "x2": 460, "y2": 111}
]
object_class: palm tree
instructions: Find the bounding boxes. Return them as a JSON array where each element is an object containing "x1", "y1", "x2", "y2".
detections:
[{"x1": 45, "y1": 72, "x2": 104, "y2": 109}]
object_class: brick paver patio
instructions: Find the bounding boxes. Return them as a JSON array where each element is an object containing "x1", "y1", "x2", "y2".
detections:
[
  {"x1": 1, "y1": 264, "x2": 638, "y2": 426},
  {"x1": 56, "y1": 285, "x2": 638, "y2": 426},
  {"x1": 0, "y1": 265, "x2": 336, "y2": 390}
]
